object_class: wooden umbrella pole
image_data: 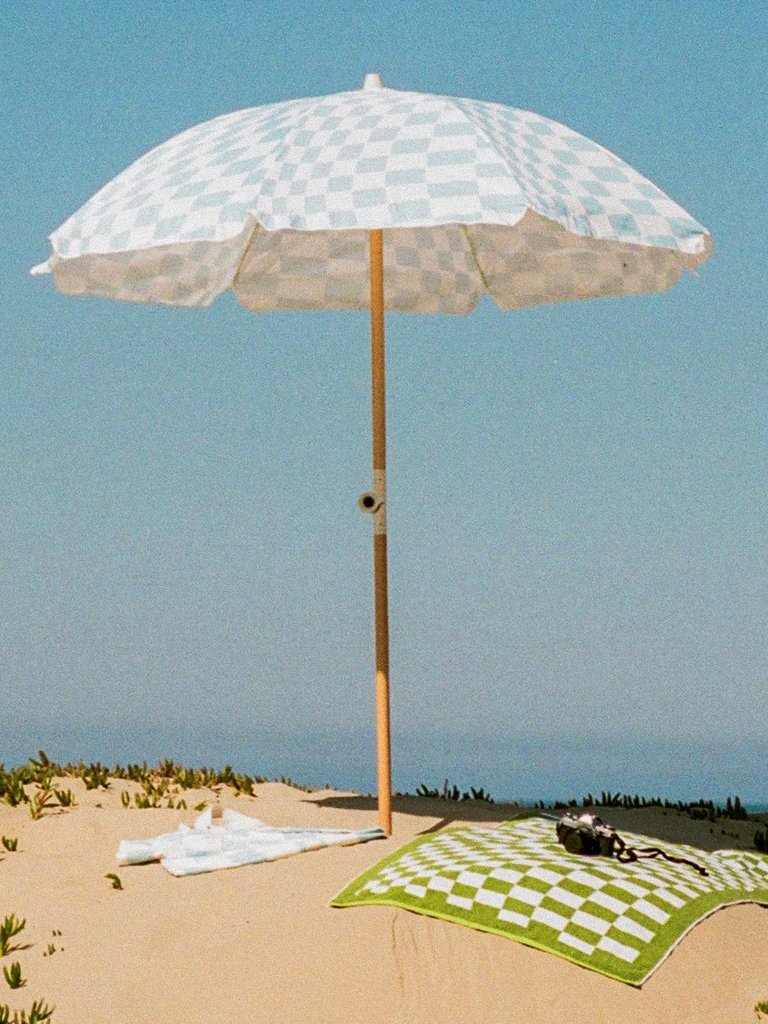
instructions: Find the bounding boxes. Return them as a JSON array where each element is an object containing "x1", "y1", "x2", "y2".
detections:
[{"x1": 369, "y1": 227, "x2": 392, "y2": 836}]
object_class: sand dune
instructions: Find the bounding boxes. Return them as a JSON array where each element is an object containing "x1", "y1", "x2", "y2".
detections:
[{"x1": 1, "y1": 775, "x2": 766, "y2": 1023}]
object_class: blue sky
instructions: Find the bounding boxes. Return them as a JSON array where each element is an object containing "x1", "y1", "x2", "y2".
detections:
[{"x1": 2, "y1": 2, "x2": 766, "y2": 796}]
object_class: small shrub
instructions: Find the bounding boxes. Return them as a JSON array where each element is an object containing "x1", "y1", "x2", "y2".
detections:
[
  {"x1": 415, "y1": 780, "x2": 494, "y2": 803},
  {"x1": 81, "y1": 764, "x2": 110, "y2": 791},
  {"x1": 415, "y1": 784, "x2": 440, "y2": 798},
  {"x1": 30, "y1": 1002, "x2": 55, "y2": 1024},
  {"x1": 235, "y1": 774, "x2": 254, "y2": 796},
  {"x1": 29, "y1": 789, "x2": 55, "y2": 820},
  {"x1": 0, "y1": 775, "x2": 27, "y2": 808},
  {"x1": 0, "y1": 916, "x2": 25, "y2": 957},
  {"x1": 0, "y1": 999, "x2": 55, "y2": 1023},
  {"x1": 755, "y1": 998, "x2": 768, "y2": 1019},
  {"x1": 42, "y1": 931, "x2": 62, "y2": 958},
  {"x1": 466, "y1": 787, "x2": 494, "y2": 804},
  {"x1": 1, "y1": 837, "x2": 18, "y2": 853},
  {"x1": 724, "y1": 795, "x2": 748, "y2": 820},
  {"x1": 157, "y1": 758, "x2": 178, "y2": 778},
  {"x1": 104, "y1": 873, "x2": 123, "y2": 891},
  {"x1": 2, "y1": 962, "x2": 24, "y2": 989}
]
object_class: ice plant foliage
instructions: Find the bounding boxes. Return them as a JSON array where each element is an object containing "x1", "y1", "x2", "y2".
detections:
[{"x1": 0, "y1": 917, "x2": 25, "y2": 959}]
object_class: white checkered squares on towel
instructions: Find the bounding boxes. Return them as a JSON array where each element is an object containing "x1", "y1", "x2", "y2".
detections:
[{"x1": 352, "y1": 818, "x2": 768, "y2": 969}]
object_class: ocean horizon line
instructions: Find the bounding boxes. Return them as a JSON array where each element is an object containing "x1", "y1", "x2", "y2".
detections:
[{"x1": 4, "y1": 718, "x2": 766, "y2": 808}]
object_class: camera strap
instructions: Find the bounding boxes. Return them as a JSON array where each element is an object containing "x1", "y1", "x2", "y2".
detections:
[{"x1": 612, "y1": 832, "x2": 709, "y2": 877}]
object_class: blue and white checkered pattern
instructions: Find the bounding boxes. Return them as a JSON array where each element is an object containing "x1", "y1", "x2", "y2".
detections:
[
  {"x1": 35, "y1": 84, "x2": 711, "y2": 312},
  {"x1": 117, "y1": 807, "x2": 385, "y2": 876}
]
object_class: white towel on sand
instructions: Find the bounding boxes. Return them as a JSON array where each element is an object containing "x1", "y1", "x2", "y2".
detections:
[{"x1": 117, "y1": 807, "x2": 386, "y2": 876}]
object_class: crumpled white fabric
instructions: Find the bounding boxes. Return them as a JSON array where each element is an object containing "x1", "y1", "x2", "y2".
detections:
[{"x1": 116, "y1": 807, "x2": 386, "y2": 877}]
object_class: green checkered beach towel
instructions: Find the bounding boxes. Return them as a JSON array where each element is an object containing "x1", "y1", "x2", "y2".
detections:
[{"x1": 331, "y1": 816, "x2": 768, "y2": 985}]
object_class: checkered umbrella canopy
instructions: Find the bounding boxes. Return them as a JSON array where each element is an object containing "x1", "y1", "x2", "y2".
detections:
[
  {"x1": 34, "y1": 79, "x2": 711, "y2": 308},
  {"x1": 33, "y1": 77, "x2": 712, "y2": 837}
]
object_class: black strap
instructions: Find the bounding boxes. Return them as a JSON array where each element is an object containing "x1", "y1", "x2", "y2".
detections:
[{"x1": 613, "y1": 833, "x2": 708, "y2": 877}]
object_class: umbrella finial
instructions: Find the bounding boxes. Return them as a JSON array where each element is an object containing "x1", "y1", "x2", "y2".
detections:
[{"x1": 363, "y1": 73, "x2": 383, "y2": 90}]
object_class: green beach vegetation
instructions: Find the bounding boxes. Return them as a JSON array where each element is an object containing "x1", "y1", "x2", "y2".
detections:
[
  {"x1": 1, "y1": 752, "x2": 766, "y2": 850},
  {"x1": 413, "y1": 781, "x2": 495, "y2": 802},
  {"x1": 2, "y1": 962, "x2": 25, "y2": 991},
  {"x1": 0, "y1": 1000, "x2": 54, "y2": 1024},
  {"x1": 0, "y1": 917, "x2": 25, "y2": 960},
  {"x1": 0, "y1": 752, "x2": 267, "y2": 816}
]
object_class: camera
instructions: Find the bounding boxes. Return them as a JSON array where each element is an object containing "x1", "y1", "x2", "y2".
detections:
[{"x1": 556, "y1": 812, "x2": 619, "y2": 857}]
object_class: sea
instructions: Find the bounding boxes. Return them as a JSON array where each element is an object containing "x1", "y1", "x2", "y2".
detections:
[{"x1": 4, "y1": 717, "x2": 766, "y2": 812}]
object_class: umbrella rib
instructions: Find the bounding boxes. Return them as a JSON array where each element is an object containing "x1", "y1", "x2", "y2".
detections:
[
  {"x1": 460, "y1": 224, "x2": 492, "y2": 295},
  {"x1": 232, "y1": 221, "x2": 264, "y2": 289}
]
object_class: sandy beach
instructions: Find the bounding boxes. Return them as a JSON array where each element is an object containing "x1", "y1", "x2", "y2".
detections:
[{"x1": 1, "y1": 771, "x2": 766, "y2": 1024}]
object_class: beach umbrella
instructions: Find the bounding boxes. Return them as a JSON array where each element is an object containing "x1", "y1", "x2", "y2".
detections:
[{"x1": 33, "y1": 74, "x2": 712, "y2": 835}]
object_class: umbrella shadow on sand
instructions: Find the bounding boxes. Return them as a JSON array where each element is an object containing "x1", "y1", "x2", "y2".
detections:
[
  {"x1": 307, "y1": 792, "x2": 517, "y2": 833},
  {"x1": 306, "y1": 793, "x2": 763, "y2": 850}
]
